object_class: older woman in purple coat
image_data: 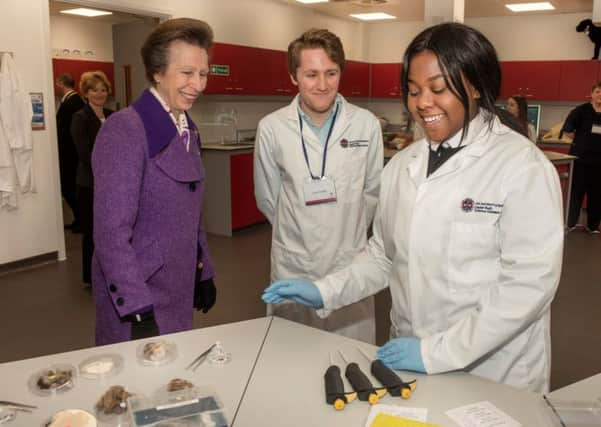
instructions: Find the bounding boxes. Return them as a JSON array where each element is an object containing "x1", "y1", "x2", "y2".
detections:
[{"x1": 91, "y1": 18, "x2": 216, "y2": 345}]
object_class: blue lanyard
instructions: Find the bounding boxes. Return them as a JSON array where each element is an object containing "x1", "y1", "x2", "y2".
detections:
[{"x1": 299, "y1": 104, "x2": 339, "y2": 180}]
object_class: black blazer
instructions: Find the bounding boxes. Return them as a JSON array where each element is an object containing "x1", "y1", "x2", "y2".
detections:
[
  {"x1": 56, "y1": 91, "x2": 85, "y2": 159},
  {"x1": 71, "y1": 103, "x2": 113, "y2": 188}
]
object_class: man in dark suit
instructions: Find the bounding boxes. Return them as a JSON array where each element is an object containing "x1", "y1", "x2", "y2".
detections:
[{"x1": 56, "y1": 73, "x2": 84, "y2": 231}]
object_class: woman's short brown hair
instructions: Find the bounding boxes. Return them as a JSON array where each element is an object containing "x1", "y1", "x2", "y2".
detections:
[
  {"x1": 79, "y1": 70, "x2": 111, "y2": 96},
  {"x1": 287, "y1": 29, "x2": 345, "y2": 81},
  {"x1": 141, "y1": 18, "x2": 214, "y2": 84},
  {"x1": 592, "y1": 81, "x2": 601, "y2": 91}
]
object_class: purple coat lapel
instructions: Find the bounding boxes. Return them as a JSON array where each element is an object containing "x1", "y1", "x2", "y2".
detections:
[{"x1": 133, "y1": 89, "x2": 202, "y2": 183}]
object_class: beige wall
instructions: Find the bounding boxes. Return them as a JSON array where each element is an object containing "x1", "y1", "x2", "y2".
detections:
[
  {"x1": 0, "y1": 0, "x2": 64, "y2": 264},
  {"x1": 366, "y1": 12, "x2": 594, "y2": 63},
  {"x1": 50, "y1": 14, "x2": 115, "y2": 62}
]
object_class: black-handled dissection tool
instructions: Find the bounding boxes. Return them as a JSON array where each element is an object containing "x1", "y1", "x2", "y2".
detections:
[
  {"x1": 324, "y1": 352, "x2": 357, "y2": 410},
  {"x1": 338, "y1": 350, "x2": 387, "y2": 405},
  {"x1": 357, "y1": 347, "x2": 417, "y2": 399}
]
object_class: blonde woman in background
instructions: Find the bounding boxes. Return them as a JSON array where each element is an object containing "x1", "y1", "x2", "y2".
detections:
[{"x1": 70, "y1": 71, "x2": 113, "y2": 286}]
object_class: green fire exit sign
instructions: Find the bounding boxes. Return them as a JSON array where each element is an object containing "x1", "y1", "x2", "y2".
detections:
[{"x1": 210, "y1": 64, "x2": 230, "y2": 76}]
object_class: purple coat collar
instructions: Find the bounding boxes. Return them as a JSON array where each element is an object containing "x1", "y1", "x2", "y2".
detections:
[{"x1": 132, "y1": 89, "x2": 199, "y2": 158}]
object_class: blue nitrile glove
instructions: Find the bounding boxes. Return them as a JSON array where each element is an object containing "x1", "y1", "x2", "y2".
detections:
[
  {"x1": 376, "y1": 337, "x2": 426, "y2": 373},
  {"x1": 262, "y1": 279, "x2": 324, "y2": 308}
]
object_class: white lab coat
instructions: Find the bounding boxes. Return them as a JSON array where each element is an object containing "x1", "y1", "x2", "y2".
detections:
[
  {"x1": 0, "y1": 52, "x2": 34, "y2": 196},
  {"x1": 254, "y1": 95, "x2": 383, "y2": 343},
  {"x1": 0, "y1": 114, "x2": 17, "y2": 209},
  {"x1": 315, "y1": 112, "x2": 564, "y2": 392}
]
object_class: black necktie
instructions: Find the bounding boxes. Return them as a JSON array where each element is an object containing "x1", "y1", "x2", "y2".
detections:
[{"x1": 427, "y1": 144, "x2": 465, "y2": 176}]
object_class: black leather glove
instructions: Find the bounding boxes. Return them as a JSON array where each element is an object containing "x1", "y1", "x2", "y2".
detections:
[
  {"x1": 129, "y1": 310, "x2": 160, "y2": 340},
  {"x1": 194, "y1": 278, "x2": 216, "y2": 313}
]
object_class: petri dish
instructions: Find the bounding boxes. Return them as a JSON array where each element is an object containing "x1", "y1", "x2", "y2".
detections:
[
  {"x1": 79, "y1": 354, "x2": 124, "y2": 380},
  {"x1": 136, "y1": 340, "x2": 177, "y2": 367},
  {"x1": 28, "y1": 363, "x2": 77, "y2": 397},
  {"x1": 45, "y1": 409, "x2": 97, "y2": 427}
]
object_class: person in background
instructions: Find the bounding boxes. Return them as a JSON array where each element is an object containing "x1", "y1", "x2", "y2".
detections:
[
  {"x1": 562, "y1": 81, "x2": 601, "y2": 234},
  {"x1": 91, "y1": 18, "x2": 216, "y2": 345},
  {"x1": 254, "y1": 29, "x2": 383, "y2": 344},
  {"x1": 70, "y1": 71, "x2": 113, "y2": 287},
  {"x1": 56, "y1": 73, "x2": 84, "y2": 231},
  {"x1": 506, "y1": 95, "x2": 537, "y2": 142},
  {"x1": 263, "y1": 23, "x2": 563, "y2": 393}
]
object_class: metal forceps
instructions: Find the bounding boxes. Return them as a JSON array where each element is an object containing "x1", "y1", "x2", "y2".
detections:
[
  {"x1": 185, "y1": 343, "x2": 216, "y2": 372},
  {"x1": 0, "y1": 401, "x2": 37, "y2": 412}
]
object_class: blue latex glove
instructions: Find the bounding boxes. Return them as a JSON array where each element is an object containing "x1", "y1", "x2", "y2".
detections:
[
  {"x1": 262, "y1": 279, "x2": 324, "y2": 308},
  {"x1": 376, "y1": 337, "x2": 426, "y2": 373}
]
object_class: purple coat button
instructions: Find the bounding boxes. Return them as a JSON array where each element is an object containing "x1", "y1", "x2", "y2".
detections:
[{"x1": 116, "y1": 297, "x2": 124, "y2": 306}]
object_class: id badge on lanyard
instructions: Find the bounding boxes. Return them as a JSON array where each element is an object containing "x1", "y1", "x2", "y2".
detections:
[
  {"x1": 592, "y1": 123, "x2": 601, "y2": 135},
  {"x1": 303, "y1": 176, "x2": 337, "y2": 205},
  {"x1": 299, "y1": 106, "x2": 339, "y2": 206}
]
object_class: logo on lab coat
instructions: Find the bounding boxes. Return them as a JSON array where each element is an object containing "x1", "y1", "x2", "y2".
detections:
[{"x1": 461, "y1": 198, "x2": 474, "y2": 212}]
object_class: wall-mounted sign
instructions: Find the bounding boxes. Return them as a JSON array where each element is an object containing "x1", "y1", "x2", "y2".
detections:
[
  {"x1": 210, "y1": 64, "x2": 230, "y2": 76},
  {"x1": 30, "y1": 92, "x2": 45, "y2": 130}
]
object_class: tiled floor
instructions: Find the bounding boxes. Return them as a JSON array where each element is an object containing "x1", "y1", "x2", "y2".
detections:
[{"x1": 0, "y1": 222, "x2": 600, "y2": 391}]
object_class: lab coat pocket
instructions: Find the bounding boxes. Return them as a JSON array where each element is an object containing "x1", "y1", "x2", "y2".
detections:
[
  {"x1": 448, "y1": 221, "x2": 498, "y2": 292},
  {"x1": 135, "y1": 239, "x2": 165, "y2": 282},
  {"x1": 340, "y1": 155, "x2": 366, "y2": 195}
]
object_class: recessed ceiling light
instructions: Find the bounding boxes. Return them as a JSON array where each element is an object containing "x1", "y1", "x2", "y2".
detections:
[
  {"x1": 350, "y1": 12, "x2": 396, "y2": 21},
  {"x1": 296, "y1": 0, "x2": 328, "y2": 3},
  {"x1": 505, "y1": 2, "x2": 555, "y2": 12},
  {"x1": 60, "y1": 8, "x2": 113, "y2": 17}
]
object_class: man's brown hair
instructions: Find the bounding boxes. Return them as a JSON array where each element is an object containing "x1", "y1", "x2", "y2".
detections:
[{"x1": 287, "y1": 28, "x2": 345, "y2": 80}]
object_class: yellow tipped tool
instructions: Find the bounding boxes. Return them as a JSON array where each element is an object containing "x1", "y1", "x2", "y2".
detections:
[
  {"x1": 324, "y1": 352, "x2": 357, "y2": 410},
  {"x1": 338, "y1": 350, "x2": 386, "y2": 405},
  {"x1": 357, "y1": 347, "x2": 417, "y2": 399}
]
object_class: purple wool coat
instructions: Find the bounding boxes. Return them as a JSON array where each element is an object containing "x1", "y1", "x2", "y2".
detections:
[{"x1": 91, "y1": 89, "x2": 215, "y2": 345}]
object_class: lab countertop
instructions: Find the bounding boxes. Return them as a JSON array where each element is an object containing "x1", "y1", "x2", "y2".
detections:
[
  {"x1": 202, "y1": 142, "x2": 255, "y2": 151},
  {"x1": 0, "y1": 316, "x2": 586, "y2": 426}
]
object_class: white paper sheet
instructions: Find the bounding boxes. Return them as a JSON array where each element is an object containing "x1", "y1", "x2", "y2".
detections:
[{"x1": 445, "y1": 401, "x2": 522, "y2": 427}]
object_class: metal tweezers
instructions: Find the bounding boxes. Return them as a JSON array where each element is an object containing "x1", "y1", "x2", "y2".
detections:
[
  {"x1": 185, "y1": 343, "x2": 216, "y2": 372},
  {"x1": 0, "y1": 401, "x2": 37, "y2": 412}
]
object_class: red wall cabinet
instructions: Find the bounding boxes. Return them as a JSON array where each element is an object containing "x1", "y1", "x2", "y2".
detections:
[
  {"x1": 230, "y1": 153, "x2": 266, "y2": 230},
  {"x1": 264, "y1": 49, "x2": 296, "y2": 96},
  {"x1": 500, "y1": 61, "x2": 561, "y2": 100},
  {"x1": 339, "y1": 60, "x2": 370, "y2": 97},
  {"x1": 206, "y1": 43, "x2": 294, "y2": 96},
  {"x1": 559, "y1": 60, "x2": 599, "y2": 101},
  {"x1": 205, "y1": 43, "x2": 252, "y2": 94},
  {"x1": 52, "y1": 59, "x2": 115, "y2": 97},
  {"x1": 371, "y1": 63, "x2": 402, "y2": 98}
]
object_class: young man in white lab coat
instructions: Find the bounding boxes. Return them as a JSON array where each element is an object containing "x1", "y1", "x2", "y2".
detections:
[{"x1": 254, "y1": 29, "x2": 383, "y2": 343}]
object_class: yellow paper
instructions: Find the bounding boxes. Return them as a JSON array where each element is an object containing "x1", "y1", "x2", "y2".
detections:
[{"x1": 370, "y1": 413, "x2": 441, "y2": 427}]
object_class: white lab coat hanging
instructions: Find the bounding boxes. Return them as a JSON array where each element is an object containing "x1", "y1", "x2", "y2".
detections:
[{"x1": 0, "y1": 52, "x2": 34, "y2": 196}]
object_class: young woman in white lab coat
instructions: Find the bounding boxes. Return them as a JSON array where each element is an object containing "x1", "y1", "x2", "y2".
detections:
[{"x1": 263, "y1": 23, "x2": 564, "y2": 393}]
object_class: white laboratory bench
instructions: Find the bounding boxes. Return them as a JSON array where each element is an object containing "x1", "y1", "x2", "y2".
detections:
[{"x1": 2, "y1": 316, "x2": 594, "y2": 426}]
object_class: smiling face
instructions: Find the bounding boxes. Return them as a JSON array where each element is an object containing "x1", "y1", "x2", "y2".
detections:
[
  {"x1": 406, "y1": 50, "x2": 479, "y2": 143},
  {"x1": 506, "y1": 97, "x2": 519, "y2": 118},
  {"x1": 85, "y1": 80, "x2": 108, "y2": 109},
  {"x1": 591, "y1": 87, "x2": 601, "y2": 109},
  {"x1": 291, "y1": 48, "x2": 340, "y2": 125},
  {"x1": 153, "y1": 40, "x2": 209, "y2": 114}
]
